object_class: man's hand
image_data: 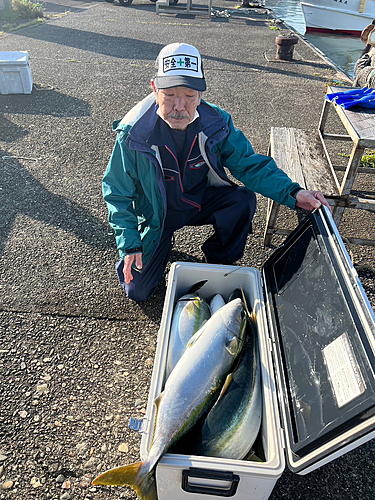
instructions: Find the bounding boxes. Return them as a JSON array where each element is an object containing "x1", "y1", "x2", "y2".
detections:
[
  {"x1": 295, "y1": 190, "x2": 331, "y2": 212},
  {"x1": 124, "y1": 253, "x2": 143, "y2": 284}
]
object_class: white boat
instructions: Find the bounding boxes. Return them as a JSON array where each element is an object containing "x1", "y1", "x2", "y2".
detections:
[{"x1": 300, "y1": 0, "x2": 375, "y2": 35}]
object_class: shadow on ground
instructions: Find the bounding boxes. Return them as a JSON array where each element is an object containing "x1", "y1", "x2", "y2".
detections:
[
  {"x1": 0, "y1": 150, "x2": 110, "y2": 259},
  {"x1": 0, "y1": 84, "x2": 91, "y2": 117}
]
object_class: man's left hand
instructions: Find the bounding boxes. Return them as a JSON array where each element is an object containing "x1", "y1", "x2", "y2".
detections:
[{"x1": 295, "y1": 190, "x2": 331, "y2": 212}]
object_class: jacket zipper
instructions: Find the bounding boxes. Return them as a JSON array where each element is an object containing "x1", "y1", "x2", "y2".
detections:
[
  {"x1": 182, "y1": 134, "x2": 197, "y2": 179},
  {"x1": 165, "y1": 143, "x2": 201, "y2": 210},
  {"x1": 137, "y1": 149, "x2": 167, "y2": 273}
]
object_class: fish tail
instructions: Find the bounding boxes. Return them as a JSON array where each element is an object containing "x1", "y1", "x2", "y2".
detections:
[
  {"x1": 246, "y1": 312, "x2": 258, "y2": 348},
  {"x1": 92, "y1": 460, "x2": 157, "y2": 500},
  {"x1": 249, "y1": 311, "x2": 257, "y2": 329}
]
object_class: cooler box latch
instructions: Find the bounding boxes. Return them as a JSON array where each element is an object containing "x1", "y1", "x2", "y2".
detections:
[
  {"x1": 181, "y1": 468, "x2": 240, "y2": 497},
  {"x1": 129, "y1": 417, "x2": 148, "y2": 434}
]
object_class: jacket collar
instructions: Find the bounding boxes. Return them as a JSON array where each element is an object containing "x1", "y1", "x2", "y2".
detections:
[
  {"x1": 116, "y1": 92, "x2": 155, "y2": 129},
  {"x1": 115, "y1": 92, "x2": 228, "y2": 152}
]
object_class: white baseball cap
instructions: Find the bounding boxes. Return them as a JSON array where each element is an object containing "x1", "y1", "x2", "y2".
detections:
[{"x1": 154, "y1": 43, "x2": 206, "y2": 92}]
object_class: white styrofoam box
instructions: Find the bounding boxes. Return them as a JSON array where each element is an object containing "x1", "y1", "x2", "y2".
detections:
[
  {"x1": 0, "y1": 51, "x2": 33, "y2": 94},
  {"x1": 140, "y1": 262, "x2": 285, "y2": 500}
]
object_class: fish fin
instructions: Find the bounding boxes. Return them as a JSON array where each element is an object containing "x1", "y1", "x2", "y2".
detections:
[
  {"x1": 247, "y1": 311, "x2": 257, "y2": 335},
  {"x1": 217, "y1": 372, "x2": 233, "y2": 400},
  {"x1": 225, "y1": 336, "x2": 240, "y2": 356},
  {"x1": 247, "y1": 452, "x2": 264, "y2": 463},
  {"x1": 154, "y1": 391, "x2": 164, "y2": 411},
  {"x1": 184, "y1": 300, "x2": 197, "y2": 319},
  {"x1": 187, "y1": 280, "x2": 208, "y2": 294},
  {"x1": 92, "y1": 461, "x2": 157, "y2": 500},
  {"x1": 186, "y1": 325, "x2": 205, "y2": 348},
  {"x1": 240, "y1": 287, "x2": 253, "y2": 319}
]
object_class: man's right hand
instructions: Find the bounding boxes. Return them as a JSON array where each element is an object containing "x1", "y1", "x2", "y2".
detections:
[{"x1": 124, "y1": 253, "x2": 143, "y2": 284}]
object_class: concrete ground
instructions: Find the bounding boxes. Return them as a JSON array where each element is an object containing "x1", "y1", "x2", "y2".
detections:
[{"x1": 1, "y1": 0, "x2": 375, "y2": 499}]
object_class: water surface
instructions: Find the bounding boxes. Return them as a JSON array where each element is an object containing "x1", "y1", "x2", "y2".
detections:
[{"x1": 265, "y1": 0, "x2": 365, "y2": 77}]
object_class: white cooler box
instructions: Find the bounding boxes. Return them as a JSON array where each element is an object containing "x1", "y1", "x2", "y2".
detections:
[
  {"x1": 133, "y1": 206, "x2": 375, "y2": 500},
  {"x1": 0, "y1": 51, "x2": 33, "y2": 95}
]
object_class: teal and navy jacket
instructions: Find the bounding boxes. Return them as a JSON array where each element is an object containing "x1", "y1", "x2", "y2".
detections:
[{"x1": 102, "y1": 93, "x2": 301, "y2": 266}]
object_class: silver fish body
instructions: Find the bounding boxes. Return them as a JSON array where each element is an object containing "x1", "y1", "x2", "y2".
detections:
[
  {"x1": 166, "y1": 293, "x2": 211, "y2": 380},
  {"x1": 209, "y1": 293, "x2": 226, "y2": 314},
  {"x1": 93, "y1": 298, "x2": 246, "y2": 500},
  {"x1": 189, "y1": 313, "x2": 262, "y2": 460}
]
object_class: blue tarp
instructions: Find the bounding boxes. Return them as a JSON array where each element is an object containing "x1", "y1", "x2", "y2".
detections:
[{"x1": 326, "y1": 87, "x2": 375, "y2": 109}]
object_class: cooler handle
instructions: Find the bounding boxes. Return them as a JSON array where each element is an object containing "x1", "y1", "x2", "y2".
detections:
[{"x1": 181, "y1": 468, "x2": 240, "y2": 497}]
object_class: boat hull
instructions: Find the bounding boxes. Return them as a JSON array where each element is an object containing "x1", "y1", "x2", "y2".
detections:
[{"x1": 301, "y1": 0, "x2": 375, "y2": 35}]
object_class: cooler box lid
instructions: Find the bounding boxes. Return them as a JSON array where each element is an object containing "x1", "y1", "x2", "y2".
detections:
[
  {"x1": 262, "y1": 206, "x2": 375, "y2": 474},
  {"x1": 0, "y1": 51, "x2": 30, "y2": 65}
]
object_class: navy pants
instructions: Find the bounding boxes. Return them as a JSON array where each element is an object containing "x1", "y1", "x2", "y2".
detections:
[{"x1": 117, "y1": 186, "x2": 256, "y2": 302}]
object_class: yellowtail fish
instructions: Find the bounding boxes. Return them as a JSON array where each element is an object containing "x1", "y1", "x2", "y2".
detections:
[
  {"x1": 92, "y1": 298, "x2": 246, "y2": 500},
  {"x1": 209, "y1": 293, "x2": 226, "y2": 314},
  {"x1": 166, "y1": 281, "x2": 211, "y2": 380},
  {"x1": 187, "y1": 311, "x2": 262, "y2": 459}
]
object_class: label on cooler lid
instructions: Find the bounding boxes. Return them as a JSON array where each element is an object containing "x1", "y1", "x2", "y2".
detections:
[{"x1": 323, "y1": 333, "x2": 366, "y2": 408}]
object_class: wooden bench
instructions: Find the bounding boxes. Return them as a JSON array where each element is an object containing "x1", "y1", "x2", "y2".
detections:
[{"x1": 264, "y1": 127, "x2": 340, "y2": 247}]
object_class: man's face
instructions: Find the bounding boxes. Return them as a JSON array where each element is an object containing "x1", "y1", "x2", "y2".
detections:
[{"x1": 152, "y1": 82, "x2": 202, "y2": 131}]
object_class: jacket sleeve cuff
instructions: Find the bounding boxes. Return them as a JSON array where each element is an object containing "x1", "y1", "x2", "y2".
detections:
[
  {"x1": 119, "y1": 247, "x2": 142, "y2": 260},
  {"x1": 125, "y1": 247, "x2": 142, "y2": 255},
  {"x1": 291, "y1": 187, "x2": 303, "y2": 199},
  {"x1": 285, "y1": 187, "x2": 303, "y2": 210}
]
